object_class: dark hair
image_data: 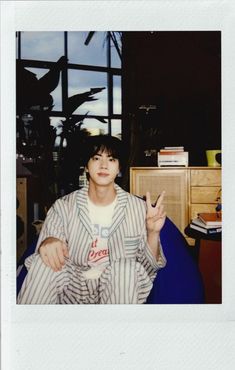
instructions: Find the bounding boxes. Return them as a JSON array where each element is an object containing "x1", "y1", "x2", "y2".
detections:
[{"x1": 82, "y1": 135, "x2": 124, "y2": 169}]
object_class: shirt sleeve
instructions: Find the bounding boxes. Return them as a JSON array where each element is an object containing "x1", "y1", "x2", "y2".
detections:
[
  {"x1": 135, "y1": 197, "x2": 167, "y2": 280},
  {"x1": 35, "y1": 199, "x2": 68, "y2": 252},
  {"x1": 136, "y1": 229, "x2": 167, "y2": 279},
  {"x1": 146, "y1": 238, "x2": 167, "y2": 269}
]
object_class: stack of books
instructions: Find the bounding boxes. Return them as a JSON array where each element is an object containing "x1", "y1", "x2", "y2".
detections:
[
  {"x1": 190, "y1": 212, "x2": 222, "y2": 234},
  {"x1": 157, "y1": 146, "x2": 189, "y2": 167}
]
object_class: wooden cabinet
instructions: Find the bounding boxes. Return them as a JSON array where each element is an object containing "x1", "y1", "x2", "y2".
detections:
[
  {"x1": 130, "y1": 168, "x2": 189, "y2": 236},
  {"x1": 17, "y1": 177, "x2": 27, "y2": 262},
  {"x1": 16, "y1": 176, "x2": 43, "y2": 263},
  {"x1": 189, "y1": 168, "x2": 221, "y2": 220},
  {"x1": 130, "y1": 167, "x2": 221, "y2": 242}
]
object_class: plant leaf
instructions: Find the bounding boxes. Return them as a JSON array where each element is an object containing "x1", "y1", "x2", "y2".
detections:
[{"x1": 38, "y1": 56, "x2": 68, "y2": 94}]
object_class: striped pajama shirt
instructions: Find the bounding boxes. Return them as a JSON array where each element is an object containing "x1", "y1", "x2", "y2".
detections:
[{"x1": 17, "y1": 184, "x2": 166, "y2": 304}]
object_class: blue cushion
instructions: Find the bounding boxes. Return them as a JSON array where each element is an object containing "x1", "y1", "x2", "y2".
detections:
[
  {"x1": 146, "y1": 217, "x2": 205, "y2": 304},
  {"x1": 17, "y1": 239, "x2": 38, "y2": 296}
]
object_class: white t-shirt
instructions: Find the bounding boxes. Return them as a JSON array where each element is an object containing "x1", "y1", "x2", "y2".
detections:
[{"x1": 82, "y1": 196, "x2": 117, "y2": 279}]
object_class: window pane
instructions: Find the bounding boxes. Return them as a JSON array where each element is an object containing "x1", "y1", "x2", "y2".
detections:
[
  {"x1": 79, "y1": 118, "x2": 122, "y2": 137},
  {"x1": 113, "y1": 75, "x2": 122, "y2": 114},
  {"x1": 68, "y1": 70, "x2": 107, "y2": 115},
  {"x1": 68, "y1": 31, "x2": 107, "y2": 66},
  {"x1": 21, "y1": 32, "x2": 64, "y2": 61},
  {"x1": 24, "y1": 67, "x2": 48, "y2": 79},
  {"x1": 50, "y1": 75, "x2": 62, "y2": 111},
  {"x1": 111, "y1": 32, "x2": 122, "y2": 68},
  {"x1": 111, "y1": 119, "x2": 122, "y2": 138},
  {"x1": 81, "y1": 118, "x2": 108, "y2": 135},
  {"x1": 50, "y1": 116, "x2": 65, "y2": 146},
  {"x1": 24, "y1": 68, "x2": 62, "y2": 111},
  {"x1": 16, "y1": 32, "x2": 19, "y2": 58}
]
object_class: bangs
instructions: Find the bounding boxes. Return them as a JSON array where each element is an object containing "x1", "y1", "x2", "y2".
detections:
[
  {"x1": 82, "y1": 135, "x2": 124, "y2": 168},
  {"x1": 93, "y1": 144, "x2": 119, "y2": 159}
]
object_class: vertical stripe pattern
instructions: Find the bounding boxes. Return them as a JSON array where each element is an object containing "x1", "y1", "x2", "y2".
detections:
[
  {"x1": 18, "y1": 184, "x2": 166, "y2": 304},
  {"x1": 18, "y1": 256, "x2": 153, "y2": 304}
]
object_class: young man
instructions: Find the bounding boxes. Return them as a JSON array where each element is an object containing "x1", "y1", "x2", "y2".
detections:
[{"x1": 18, "y1": 135, "x2": 167, "y2": 304}]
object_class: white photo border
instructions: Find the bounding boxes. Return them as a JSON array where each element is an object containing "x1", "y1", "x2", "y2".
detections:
[{"x1": 1, "y1": 1, "x2": 235, "y2": 369}]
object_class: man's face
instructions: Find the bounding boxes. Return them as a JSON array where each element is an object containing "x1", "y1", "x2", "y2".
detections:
[{"x1": 86, "y1": 150, "x2": 120, "y2": 187}]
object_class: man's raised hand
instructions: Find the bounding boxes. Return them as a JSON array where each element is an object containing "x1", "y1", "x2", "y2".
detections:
[{"x1": 146, "y1": 191, "x2": 166, "y2": 234}]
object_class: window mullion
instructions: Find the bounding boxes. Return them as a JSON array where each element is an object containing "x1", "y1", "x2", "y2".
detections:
[
  {"x1": 17, "y1": 32, "x2": 21, "y2": 60},
  {"x1": 62, "y1": 32, "x2": 68, "y2": 114},
  {"x1": 107, "y1": 32, "x2": 113, "y2": 135}
]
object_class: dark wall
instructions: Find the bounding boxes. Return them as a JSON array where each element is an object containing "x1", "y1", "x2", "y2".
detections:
[{"x1": 122, "y1": 31, "x2": 221, "y2": 166}]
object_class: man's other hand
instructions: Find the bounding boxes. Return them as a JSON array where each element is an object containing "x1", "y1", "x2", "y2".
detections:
[{"x1": 39, "y1": 237, "x2": 69, "y2": 272}]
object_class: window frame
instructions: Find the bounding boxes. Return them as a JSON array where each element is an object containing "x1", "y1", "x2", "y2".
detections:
[{"x1": 16, "y1": 31, "x2": 122, "y2": 136}]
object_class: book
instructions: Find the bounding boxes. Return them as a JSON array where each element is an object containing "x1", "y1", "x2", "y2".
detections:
[
  {"x1": 190, "y1": 217, "x2": 222, "y2": 234},
  {"x1": 163, "y1": 146, "x2": 184, "y2": 151},
  {"x1": 189, "y1": 223, "x2": 222, "y2": 234},
  {"x1": 198, "y1": 212, "x2": 222, "y2": 226},
  {"x1": 158, "y1": 151, "x2": 189, "y2": 167},
  {"x1": 159, "y1": 150, "x2": 185, "y2": 155},
  {"x1": 191, "y1": 217, "x2": 220, "y2": 229}
]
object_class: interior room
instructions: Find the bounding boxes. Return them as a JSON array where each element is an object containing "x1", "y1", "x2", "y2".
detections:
[{"x1": 16, "y1": 31, "x2": 221, "y2": 304}]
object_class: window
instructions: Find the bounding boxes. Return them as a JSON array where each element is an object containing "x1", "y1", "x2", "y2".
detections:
[{"x1": 16, "y1": 31, "x2": 122, "y2": 138}]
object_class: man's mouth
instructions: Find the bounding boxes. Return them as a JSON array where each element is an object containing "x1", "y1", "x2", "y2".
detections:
[{"x1": 97, "y1": 172, "x2": 109, "y2": 177}]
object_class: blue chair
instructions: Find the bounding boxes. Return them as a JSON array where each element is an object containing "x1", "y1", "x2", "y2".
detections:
[
  {"x1": 17, "y1": 217, "x2": 205, "y2": 303},
  {"x1": 146, "y1": 217, "x2": 205, "y2": 304},
  {"x1": 17, "y1": 239, "x2": 37, "y2": 296}
]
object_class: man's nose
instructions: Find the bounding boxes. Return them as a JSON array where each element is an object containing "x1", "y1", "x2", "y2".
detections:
[{"x1": 100, "y1": 157, "x2": 108, "y2": 168}]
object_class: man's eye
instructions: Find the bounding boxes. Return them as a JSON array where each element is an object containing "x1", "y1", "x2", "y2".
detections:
[
  {"x1": 109, "y1": 157, "x2": 116, "y2": 162},
  {"x1": 93, "y1": 156, "x2": 100, "y2": 160}
]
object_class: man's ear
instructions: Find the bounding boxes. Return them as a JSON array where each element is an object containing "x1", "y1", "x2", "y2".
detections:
[
  {"x1": 117, "y1": 166, "x2": 121, "y2": 177},
  {"x1": 85, "y1": 166, "x2": 88, "y2": 173}
]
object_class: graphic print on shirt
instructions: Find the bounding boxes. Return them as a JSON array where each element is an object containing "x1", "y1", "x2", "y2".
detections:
[{"x1": 88, "y1": 223, "x2": 110, "y2": 267}]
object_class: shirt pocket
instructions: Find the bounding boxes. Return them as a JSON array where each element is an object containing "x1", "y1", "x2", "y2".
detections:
[{"x1": 124, "y1": 235, "x2": 141, "y2": 258}]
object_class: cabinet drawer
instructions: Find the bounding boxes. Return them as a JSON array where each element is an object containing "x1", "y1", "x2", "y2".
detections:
[
  {"x1": 190, "y1": 169, "x2": 221, "y2": 186},
  {"x1": 191, "y1": 186, "x2": 221, "y2": 204},
  {"x1": 190, "y1": 204, "x2": 217, "y2": 220}
]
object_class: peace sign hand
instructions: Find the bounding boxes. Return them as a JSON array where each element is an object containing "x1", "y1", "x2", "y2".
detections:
[{"x1": 146, "y1": 191, "x2": 167, "y2": 234}]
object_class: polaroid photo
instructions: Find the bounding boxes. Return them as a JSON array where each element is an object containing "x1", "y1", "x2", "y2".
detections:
[{"x1": 1, "y1": 1, "x2": 235, "y2": 369}]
